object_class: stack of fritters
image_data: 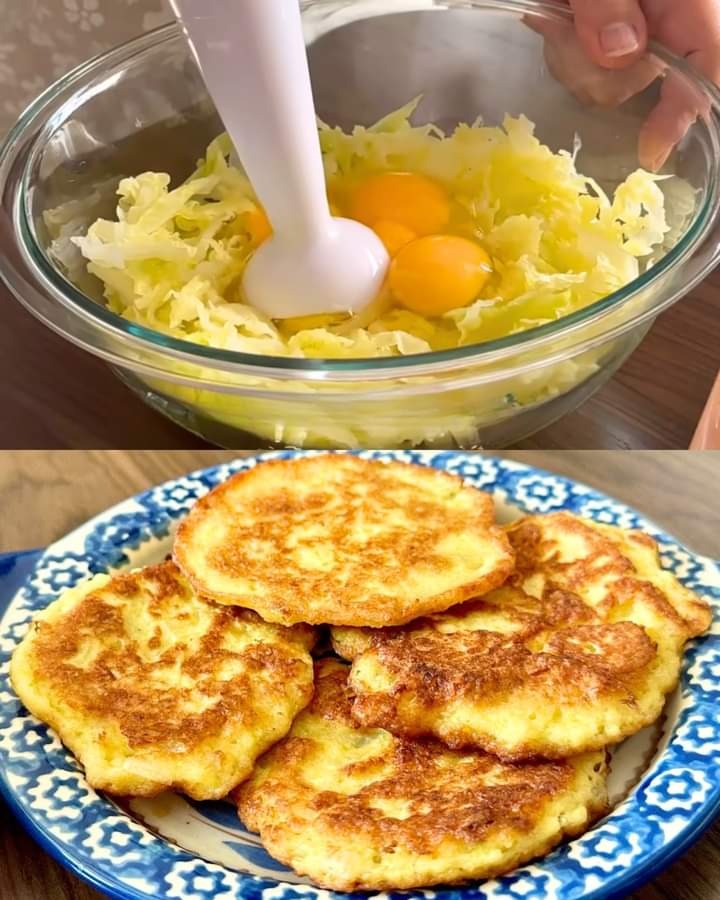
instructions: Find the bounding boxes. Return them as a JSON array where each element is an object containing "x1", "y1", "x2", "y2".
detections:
[
  {"x1": 331, "y1": 513, "x2": 711, "y2": 761},
  {"x1": 10, "y1": 455, "x2": 711, "y2": 891}
]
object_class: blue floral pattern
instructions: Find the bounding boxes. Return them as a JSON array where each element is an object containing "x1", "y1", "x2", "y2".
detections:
[{"x1": 0, "y1": 450, "x2": 718, "y2": 900}]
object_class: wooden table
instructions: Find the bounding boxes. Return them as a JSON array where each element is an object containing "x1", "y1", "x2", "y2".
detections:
[
  {"x1": 1, "y1": 271, "x2": 718, "y2": 450},
  {"x1": 1, "y1": 450, "x2": 718, "y2": 900}
]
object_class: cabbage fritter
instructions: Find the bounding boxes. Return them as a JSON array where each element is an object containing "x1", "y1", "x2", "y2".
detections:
[
  {"x1": 174, "y1": 455, "x2": 514, "y2": 626},
  {"x1": 333, "y1": 513, "x2": 711, "y2": 759},
  {"x1": 11, "y1": 562, "x2": 316, "y2": 799},
  {"x1": 236, "y1": 659, "x2": 608, "y2": 891}
]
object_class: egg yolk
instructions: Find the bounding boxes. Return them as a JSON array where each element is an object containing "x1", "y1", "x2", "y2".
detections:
[
  {"x1": 244, "y1": 206, "x2": 273, "y2": 246},
  {"x1": 349, "y1": 172, "x2": 451, "y2": 236},
  {"x1": 372, "y1": 220, "x2": 417, "y2": 256},
  {"x1": 246, "y1": 199, "x2": 350, "y2": 246},
  {"x1": 389, "y1": 235, "x2": 493, "y2": 316}
]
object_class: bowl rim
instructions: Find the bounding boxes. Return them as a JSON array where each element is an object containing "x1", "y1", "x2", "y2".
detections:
[{"x1": 4, "y1": 0, "x2": 720, "y2": 383}]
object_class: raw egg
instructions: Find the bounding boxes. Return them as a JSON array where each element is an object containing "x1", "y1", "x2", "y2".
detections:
[
  {"x1": 372, "y1": 220, "x2": 417, "y2": 256},
  {"x1": 244, "y1": 206, "x2": 272, "y2": 246},
  {"x1": 389, "y1": 235, "x2": 493, "y2": 316},
  {"x1": 246, "y1": 201, "x2": 345, "y2": 246},
  {"x1": 350, "y1": 172, "x2": 451, "y2": 236}
]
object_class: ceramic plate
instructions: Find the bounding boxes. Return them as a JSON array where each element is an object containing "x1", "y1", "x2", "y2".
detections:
[{"x1": 1, "y1": 450, "x2": 718, "y2": 900}]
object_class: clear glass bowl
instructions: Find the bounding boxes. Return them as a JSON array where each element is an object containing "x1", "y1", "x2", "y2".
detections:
[{"x1": 2, "y1": 0, "x2": 720, "y2": 449}]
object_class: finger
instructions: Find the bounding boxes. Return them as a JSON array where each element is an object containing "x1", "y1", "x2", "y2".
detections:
[
  {"x1": 568, "y1": 0, "x2": 648, "y2": 70},
  {"x1": 639, "y1": 75, "x2": 702, "y2": 170},
  {"x1": 639, "y1": 47, "x2": 720, "y2": 170},
  {"x1": 687, "y1": 44, "x2": 720, "y2": 87},
  {"x1": 523, "y1": 13, "x2": 570, "y2": 43},
  {"x1": 642, "y1": 0, "x2": 720, "y2": 59},
  {"x1": 587, "y1": 57, "x2": 663, "y2": 107},
  {"x1": 526, "y1": 13, "x2": 662, "y2": 109}
]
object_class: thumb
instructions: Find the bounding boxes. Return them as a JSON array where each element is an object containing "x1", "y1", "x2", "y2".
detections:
[{"x1": 568, "y1": 0, "x2": 648, "y2": 70}]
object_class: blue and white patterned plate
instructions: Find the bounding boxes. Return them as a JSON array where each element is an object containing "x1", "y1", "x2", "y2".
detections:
[{"x1": 0, "y1": 451, "x2": 718, "y2": 900}]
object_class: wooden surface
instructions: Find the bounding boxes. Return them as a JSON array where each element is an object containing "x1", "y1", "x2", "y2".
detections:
[
  {"x1": 0, "y1": 450, "x2": 718, "y2": 900},
  {"x1": 1, "y1": 271, "x2": 718, "y2": 450}
]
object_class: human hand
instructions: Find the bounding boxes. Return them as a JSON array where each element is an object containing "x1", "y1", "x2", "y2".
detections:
[{"x1": 527, "y1": 0, "x2": 720, "y2": 170}]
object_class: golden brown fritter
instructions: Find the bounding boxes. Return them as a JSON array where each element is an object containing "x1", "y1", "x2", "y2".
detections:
[
  {"x1": 332, "y1": 513, "x2": 712, "y2": 760},
  {"x1": 174, "y1": 455, "x2": 514, "y2": 626},
  {"x1": 10, "y1": 562, "x2": 316, "y2": 799},
  {"x1": 235, "y1": 659, "x2": 608, "y2": 891}
]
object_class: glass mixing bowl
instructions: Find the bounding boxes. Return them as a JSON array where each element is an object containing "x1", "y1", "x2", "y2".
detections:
[{"x1": 2, "y1": 0, "x2": 720, "y2": 449}]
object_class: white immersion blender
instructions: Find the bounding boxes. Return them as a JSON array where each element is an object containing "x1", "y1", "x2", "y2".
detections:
[{"x1": 170, "y1": 0, "x2": 390, "y2": 319}]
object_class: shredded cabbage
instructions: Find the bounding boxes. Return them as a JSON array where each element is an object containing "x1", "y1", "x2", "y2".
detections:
[
  {"x1": 72, "y1": 101, "x2": 672, "y2": 359},
  {"x1": 58, "y1": 101, "x2": 690, "y2": 448}
]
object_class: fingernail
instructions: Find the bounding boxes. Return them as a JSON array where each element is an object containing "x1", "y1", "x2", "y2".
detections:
[
  {"x1": 640, "y1": 140, "x2": 670, "y2": 173},
  {"x1": 650, "y1": 150, "x2": 669, "y2": 172},
  {"x1": 600, "y1": 22, "x2": 640, "y2": 58}
]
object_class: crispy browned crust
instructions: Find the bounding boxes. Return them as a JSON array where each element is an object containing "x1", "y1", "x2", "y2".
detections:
[
  {"x1": 333, "y1": 512, "x2": 712, "y2": 759},
  {"x1": 174, "y1": 455, "x2": 514, "y2": 626},
  {"x1": 510, "y1": 514, "x2": 712, "y2": 638},
  {"x1": 623, "y1": 532, "x2": 712, "y2": 636},
  {"x1": 22, "y1": 562, "x2": 315, "y2": 754},
  {"x1": 344, "y1": 618, "x2": 656, "y2": 759},
  {"x1": 235, "y1": 660, "x2": 609, "y2": 892}
]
